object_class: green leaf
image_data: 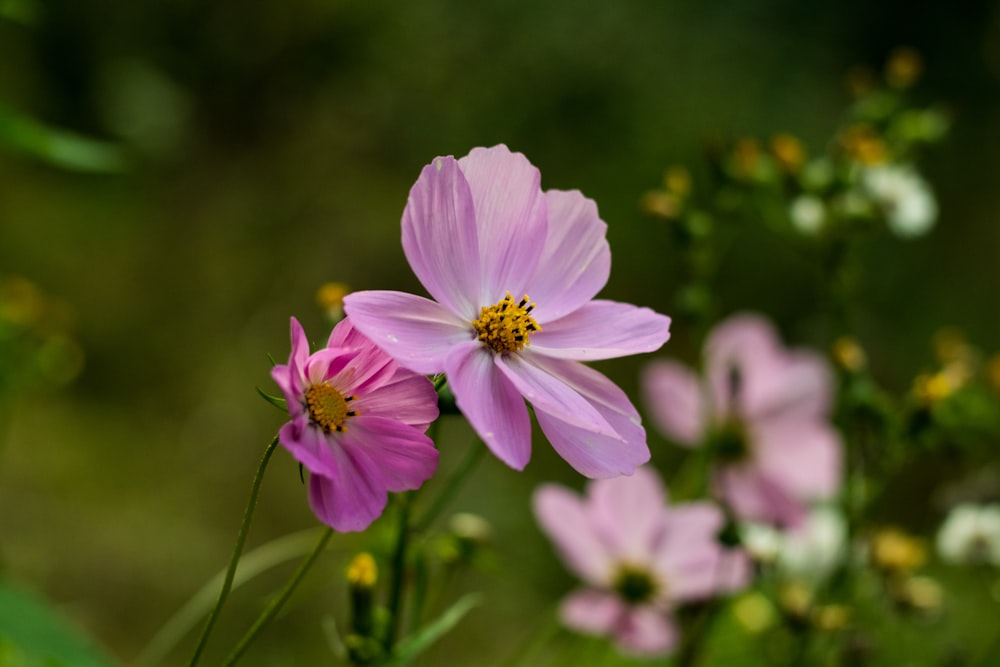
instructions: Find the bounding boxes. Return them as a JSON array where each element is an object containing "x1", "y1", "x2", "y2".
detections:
[
  {"x1": 387, "y1": 593, "x2": 482, "y2": 666},
  {"x1": 136, "y1": 528, "x2": 326, "y2": 666},
  {"x1": 0, "y1": 580, "x2": 118, "y2": 667},
  {"x1": 255, "y1": 386, "x2": 287, "y2": 411},
  {"x1": 0, "y1": 104, "x2": 128, "y2": 173}
]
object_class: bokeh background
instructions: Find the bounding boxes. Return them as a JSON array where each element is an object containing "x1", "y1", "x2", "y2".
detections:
[{"x1": 3, "y1": 1, "x2": 1000, "y2": 665}]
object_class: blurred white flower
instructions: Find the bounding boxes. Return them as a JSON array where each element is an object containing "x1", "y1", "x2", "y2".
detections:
[
  {"x1": 862, "y1": 164, "x2": 938, "y2": 238},
  {"x1": 789, "y1": 195, "x2": 826, "y2": 235},
  {"x1": 742, "y1": 506, "x2": 847, "y2": 585},
  {"x1": 937, "y1": 503, "x2": 1000, "y2": 566}
]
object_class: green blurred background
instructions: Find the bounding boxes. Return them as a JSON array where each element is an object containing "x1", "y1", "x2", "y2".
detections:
[{"x1": 3, "y1": 1, "x2": 1000, "y2": 665}]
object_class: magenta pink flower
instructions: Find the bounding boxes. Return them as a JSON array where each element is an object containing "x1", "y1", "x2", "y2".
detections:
[
  {"x1": 533, "y1": 467, "x2": 749, "y2": 656},
  {"x1": 271, "y1": 317, "x2": 439, "y2": 532},
  {"x1": 343, "y1": 145, "x2": 671, "y2": 477},
  {"x1": 642, "y1": 313, "x2": 842, "y2": 527}
]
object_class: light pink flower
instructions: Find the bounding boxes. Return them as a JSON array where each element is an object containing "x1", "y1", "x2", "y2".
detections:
[
  {"x1": 271, "y1": 317, "x2": 439, "y2": 532},
  {"x1": 533, "y1": 467, "x2": 749, "y2": 656},
  {"x1": 642, "y1": 313, "x2": 842, "y2": 527},
  {"x1": 344, "y1": 145, "x2": 671, "y2": 477}
]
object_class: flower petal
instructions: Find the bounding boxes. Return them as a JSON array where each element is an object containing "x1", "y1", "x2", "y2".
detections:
[
  {"x1": 445, "y1": 341, "x2": 532, "y2": 469},
  {"x1": 496, "y1": 354, "x2": 619, "y2": 438},
  {"x1": 641, "y1": 360, "x2": 708, "y2": 447},
  {"x1": 527, "y1": 355, "x2": 650, "y2": 478},
  {"x1": 530, "y1": 300, "x2": 671, "y2": 360},
  {"x1": 559, "y1": 589, "x2": 624, "y2": 636},
  {"x1": 401, "y1": 156, "x2": 482, "y2": 316},
  {"x1": 278, "y1": 418, "x2": 339, "y2": 477},
  {"x1": 615, "y1": 606, "x2": 678, "y2": 657},
  {"x1": 343, "y1": 291, "x2": 472, "y2": 375},
  {"x1": 713, "y1": 464, "x2": 806, "y2": 528},
  {"x1": 457, "y1": 145, "x2": 547, "y2": 299},
  {"x1": 307, "y1": 441, "x2": 387, "y2": 532},
  {"x1": 704, "y1": 313, "x2": 783, "y2": 418},
  {"x1": 343, "y1": 416, "x2": 438, "y2": 493},
  {"x1": 587, "y1": 467, "x2": 667, "y2": 562},
  {"x1": 525, "y1": 189, "x2": 610, "y2": 321},
  {"x1": 352, "y1": 369, "x2": 439, "y2": 430},
  {"x1": 533, "y1": 485, "x2": 616, "y2": 584},
  {"x1": 753, "y1": 417, "x2": 843, "y2": 501}
]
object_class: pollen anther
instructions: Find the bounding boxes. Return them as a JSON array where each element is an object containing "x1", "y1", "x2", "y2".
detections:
[
  {"x1": 472, "y1": 291, "x2": 541, "y2": 354},
  {"x1": 305, "y1": 383, "x2": 358, "y2": 432}
]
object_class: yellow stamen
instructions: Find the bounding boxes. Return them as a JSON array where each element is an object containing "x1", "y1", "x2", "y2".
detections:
[
  {"x1": 305, "y1": 383, "x2": 357, "y2": 432},
  {"x1": 472, "y1": 291, "x2": 541, "y2": 354}
]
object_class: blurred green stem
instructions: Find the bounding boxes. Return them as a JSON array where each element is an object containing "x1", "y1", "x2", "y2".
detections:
[
  {"x1": 221, "y1": 527, "x2": 334, "y2": 666},
  {"x1": 187, "y1": 435, "x2": 278, "y2": 667}
]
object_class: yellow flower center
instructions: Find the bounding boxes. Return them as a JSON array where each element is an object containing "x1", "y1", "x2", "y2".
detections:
[
  {"x1": 472, "y1": 291, "x2": 541, "y2": 354},
  {"x1": 305, "y1": 383, "x2": 357, "y2": 432}
]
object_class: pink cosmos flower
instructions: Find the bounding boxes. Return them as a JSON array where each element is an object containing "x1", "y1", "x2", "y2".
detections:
[
  {"x1": 533, "y1": 467, "x2": 749, "y2": 656},
  {"x1": 642, "y1": 313, "x2": 842, "y2": 527},
  {"x1": 343, "y1": 145, "x2": 671, "y2": 477},
  {"x1": 271, "y1": 316, "x2": 439, "y2": 532}
]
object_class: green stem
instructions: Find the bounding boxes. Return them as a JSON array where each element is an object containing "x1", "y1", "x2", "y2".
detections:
[
  {"x1": 413, "y1": 443, "x2": 485, "y2": 534},
  {"x1": 385, "y1": 493, "x2": 413, "y2": 654},
  {"x1": 221, "y1": 527, "x2": 334, "y2": 666},
  {"x1": 187, "y1": 435, "x2": 278, "y2": 667}
]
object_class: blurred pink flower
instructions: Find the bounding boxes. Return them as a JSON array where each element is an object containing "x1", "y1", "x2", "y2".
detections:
[
  {"x1": 344, "y1": 145, "x2": 671, "y2": 478},
  {"x1": 533, "y1": 467, "x2": 748, "y2": 656},
  {"x1": 642, "y1": 313, "x2": 842, "y2": 527},
  {"x1": 271, "y1": 317, "x2": 439, "y2": 532}
]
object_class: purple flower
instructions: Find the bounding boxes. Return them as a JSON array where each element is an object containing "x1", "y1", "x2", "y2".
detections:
[
  {"x1": 344, "y1": 145, "x2": 671, "y2": 477},
  {"x1": 642, "y1": 313, "x2": 842, "y2": 527},
  {"x1": 533, "y1": 467, "x2": 749, "y2": 656},
  {"x1": 271, "y1": 317, "x2": 439, "y2": 532}
]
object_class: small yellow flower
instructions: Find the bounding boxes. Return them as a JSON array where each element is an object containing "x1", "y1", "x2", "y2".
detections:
[
  {"x1": 347, "y1": 552, "x2": 378, "y2": 588},
  {"x1": 870, "y1": 528, "x2": 926, "y2": 573}
]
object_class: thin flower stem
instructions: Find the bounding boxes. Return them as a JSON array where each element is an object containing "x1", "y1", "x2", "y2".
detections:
[
  {"x1": 187, "y1": 435, "x2": 279, "y2": 667},
  {"x1": 385, "y1": 492, "x2": 413, "y2": 654},
  {"x1": 413, "y1": 442, "x2": 485, "y2": 534},
  {"x1": 221, "y1": 527, "x2": 334, "y2": 667}
]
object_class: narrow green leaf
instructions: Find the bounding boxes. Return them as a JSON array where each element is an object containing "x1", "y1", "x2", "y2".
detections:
[
  {"x1": 0, "y1": 105, "x2": 128, "y2": 173},
  {"x1": 0, "y1": 580, "x2": 118, "y2": 667},
  {"x1": 255, "y1": 386, "x2": 287, "y2": 411},
  {"x1": 388, "y1": 593, "x2": 482, "y2": 666}
]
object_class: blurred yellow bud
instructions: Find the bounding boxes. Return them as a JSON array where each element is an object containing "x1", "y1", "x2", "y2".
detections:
[
  {"x1": 347, "y1": 552, "x2": 378, "y2": 588},
  {"x1": 317, "y1": 282, "x2": 351, "y2": 321},
  {"x1": 832, "y1": 336, "x2": 867, "y2": 373},
  {"x1": 663, "y1": 166, "x2": 692, "y2": 197},
  {"x1": 779, "y1": 582, "x2": 813, "y2": 618},
  {"x1": 0, "y1": 276, "x2": 44, "y2": 326},
  {"x1": 933, "y1": 328, "x2": 971, "y2": 365},
  {"x1": 870, "y1": 528, "x2": 926, "y2": 573},
  {"x1": 899, "y1": 575, "x2": 943, "y2": 614},
  {"x1": 640, "y1": 190, "x2": 681, "y2": 219},
  {"x1": 770, "y1": 134, "x2": 806, "y2": 172},
  {"x1": 731, "y1": 593, "x2": 776, "y2": 634},
  {"x1": 733, "y1": 137, "x2": 762, "y2": 178},
  {"x1": 987, "y1": 354, "x2": 1000, "y2": 393},
  {"x1": 839, "y1": 125, "x2": 888, "y2": 165},
  {"x1": 886, "y1": 47, "x2": 923, "y2": 89},
  {"x1": 813, "y1": 604, "x2": 850, "y2": 632}
]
